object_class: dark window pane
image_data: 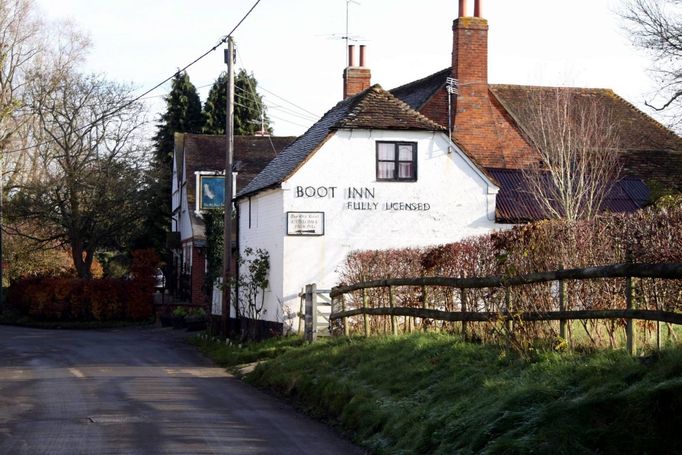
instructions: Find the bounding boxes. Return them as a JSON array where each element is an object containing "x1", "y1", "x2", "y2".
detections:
[
  {"x1": 378, "y1": 161, "x2": 395, "y2": 179},
  {"x1": 399, "y1": 162, "x2": 414, "y2": 179},
  {"x1": 377, "y1": 143, "x2": 395, "y2": 160},
  {"x1": 398, "y1": 144, "x2": 413, "y2": 161}
]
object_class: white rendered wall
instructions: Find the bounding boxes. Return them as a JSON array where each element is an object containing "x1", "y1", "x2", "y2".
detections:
[
  {"x1": 179, "y1": 178, "x2": 193, "y2": 243},
  {"x1": 239, "y1": 129, "x2": 501, "y2": 330},
  {"x1": 171, "y1": 152, "x2": 182, "y2": 233},
  {"x1": 237, "y1": 189, "x2": 285, "y2": 324}
]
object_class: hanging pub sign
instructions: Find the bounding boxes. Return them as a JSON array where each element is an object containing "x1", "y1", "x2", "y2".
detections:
[
  {"x1": 198, "y1": 175, "x2": 225, "y2": 210},
  {"x1": 286, "y1": 212, "x2": 324, "y2": 236}
]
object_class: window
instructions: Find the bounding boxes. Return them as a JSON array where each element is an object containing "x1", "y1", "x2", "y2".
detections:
[{"x1": 376, "y1": 141, "x2": 417, "y2": 181}]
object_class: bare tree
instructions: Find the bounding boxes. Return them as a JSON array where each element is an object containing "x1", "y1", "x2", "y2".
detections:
[
  {"x1": 0, "y1": 0, "x2": 40, "y2": 148},
  {"x1": 520, "y1": 88, "x2": 622, "y2": 221},
  {"x1": 1, "y1": 7, "x2": 90, "y2": 187},
  {"x1": 621, "y1": 0, "x2": 682, "y2": 128},
  {"x1": 8, "y1": 70, "x2": 147, "y2": 278}
]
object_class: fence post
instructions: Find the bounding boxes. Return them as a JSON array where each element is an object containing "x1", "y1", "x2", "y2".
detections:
[
  {"x1": 341, "y1": 293, "x2": 350, "y2": 337},
  {"x1": 625, "y1": 276, "x2": 635, "y2": 355},
  {"x1": 656, "y1": 288, "x2": 661, "y2": 351},
  {"x1": 421, "y1": 284, "x2": 428, "y2": 332},
  {"x1": 304, "y1": 284, "x2": 315, "y2": 342},
  {"x1": 505, "y1": 287, "x2": 512, "y2": 333},
  {"x1": 389, "y1": 286, "x2": 398, "y2": 336},
  {"x1": 558, "y1": 273, "x2": 566, "y2": 340},
  {"x1": 362, "y1": 287, "x2": 370, "y2": 337},
  {"x1": 460, "y1": 287, "x2": 467, "y2": 340}
]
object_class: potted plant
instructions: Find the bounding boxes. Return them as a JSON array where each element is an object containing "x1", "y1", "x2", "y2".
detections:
[
  {"x1": 185, "y1": 307, "x2": 207, "y2": 332},
  {"x1": 159, "y1": 309, "x2": 173, "y2": 327},
  {"x1": 171, "y1": 306, "x2": 188, "y2": 329}
]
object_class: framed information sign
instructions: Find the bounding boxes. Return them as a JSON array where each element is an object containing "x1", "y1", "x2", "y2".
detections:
[
  {"x1": 286, "y1": 212, "x2": 324, "y2": 236},
  {"x1": 198, "y1": 175, "x2": 225, "y2": 210}
]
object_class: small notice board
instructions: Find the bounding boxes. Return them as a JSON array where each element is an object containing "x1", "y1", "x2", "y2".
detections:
[{"x1": 287, "y1": 212, "x2": 324, "y2": 236}]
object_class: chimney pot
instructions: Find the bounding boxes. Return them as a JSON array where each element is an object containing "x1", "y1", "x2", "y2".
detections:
[
  {"x1": 474, "y1": 0, "x2": 481, "y2": 17},
  {"x1": 343, "y1": 45, "x2": 371, "y2": 99},
  {"x1": 458, "y1": 0, "x2": 467, "y2": 17}
]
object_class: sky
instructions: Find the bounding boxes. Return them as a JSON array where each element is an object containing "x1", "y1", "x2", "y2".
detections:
[{"x1": 34, "y1": 0, "x2": 660, "y2": 138}]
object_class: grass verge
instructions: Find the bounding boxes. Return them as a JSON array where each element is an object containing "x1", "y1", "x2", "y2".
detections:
[
  {"x1": 191, "y1": 334, "x2": 306, "y2": 373},
  {"x1": 196, "y1": 332, "x2": 682, "y2": 454}
]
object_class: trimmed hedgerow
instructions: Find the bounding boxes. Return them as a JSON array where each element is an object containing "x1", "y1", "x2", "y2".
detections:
[
  {"x1": 338, "y1": 206, "x2": 682, "y2": 349},
  {"x1": 7, "y1": 249, "x2": 158, "y2": 322}
]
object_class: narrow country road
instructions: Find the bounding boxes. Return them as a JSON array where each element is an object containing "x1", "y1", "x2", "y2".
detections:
[{"x1": 0, "y1": 325, "x2": 363, "y2": 454}]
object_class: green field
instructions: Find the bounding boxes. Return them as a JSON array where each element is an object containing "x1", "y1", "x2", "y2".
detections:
[{"x1": 195, "y1": 333, "x2": 682, "y2": 454}]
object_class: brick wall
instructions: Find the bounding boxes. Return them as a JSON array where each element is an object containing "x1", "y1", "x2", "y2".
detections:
[
  {"x1": 343, "y1": 67, "x2": 371, "y2": 99},
  {"x1": 452, "y1": 17, "x2": 488, "y2": 86},
  {"x1": 191, "y1": 245, "x2": 206, "y2": 306},
  {"x1": 418, "y1": 16, "x2": 538, "y2": 169}
]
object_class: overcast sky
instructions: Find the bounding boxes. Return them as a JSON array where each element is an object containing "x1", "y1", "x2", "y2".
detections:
[{"x1": 34, "y1": 0, "x2": 660, "y2": 137}]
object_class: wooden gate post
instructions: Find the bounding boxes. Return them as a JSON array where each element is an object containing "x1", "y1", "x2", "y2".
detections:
[
  {"x1": 389, "y1": 286, "x2": 397, "y2": 336},
  {"x1": 298, "y1": 287, "x2": 305, "y2": 335},
  {"x1": 304, "y1": 284, "x2": 315, "y2": 342},
  {"x1": 625, "y1": 276, "x2": 635, "y2": 355},
  {"x1": 311, "y1": 283, "x2": 318, "y2": 341}
]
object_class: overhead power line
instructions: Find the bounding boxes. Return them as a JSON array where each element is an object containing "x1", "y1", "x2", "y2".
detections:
[
  {"x1": 258, "y1": 85, "x2": 321, "y2": 118},
  {"x1": 3, "y1": 0, "x2": 262, "y2": 155}
]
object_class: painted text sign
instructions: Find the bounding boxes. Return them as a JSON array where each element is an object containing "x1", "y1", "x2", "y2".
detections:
[
  {"x1": 287, "y1": 212, "x2": 325, "y2": 236},
  {"x1": 294, "y1": 185, "x2": 431, "y2": 212}
]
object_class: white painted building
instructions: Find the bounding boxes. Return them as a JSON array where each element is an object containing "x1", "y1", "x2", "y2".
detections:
[{"x1": 236, "y1": 84, "x2": 500, "y2": 332}]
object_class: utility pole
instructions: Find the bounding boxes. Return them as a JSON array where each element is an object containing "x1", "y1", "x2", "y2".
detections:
[
  {"x1": 222, "y1": 37, "x2": 235, "y2": 337},
  {"x1": 0, "y1": 163, "x2": 3, "y2": 311}
]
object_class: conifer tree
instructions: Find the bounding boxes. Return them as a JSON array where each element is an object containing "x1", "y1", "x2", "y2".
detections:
[
  {"x1": 202, "y1": 69, "x2": 272, "y2": 135},
  {"x1": 154, "y1": 71, "x2": 204, "y2": 168},
  {"x1": 141, "y1": 72, "x2": 203, "y2": 252}
]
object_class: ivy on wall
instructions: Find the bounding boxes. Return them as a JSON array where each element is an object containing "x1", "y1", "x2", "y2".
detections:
[{"x1": 203, "y1": 210, "x2": 224, "y2": 294}]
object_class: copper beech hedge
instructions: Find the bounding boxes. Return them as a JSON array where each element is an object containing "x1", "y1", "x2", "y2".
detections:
[
  {"x1": 8, "y1": 249, "x2": 159, "y2": 321},
  {"x1": 338, "y1": 205, "x2": 682, "y2": 346}
]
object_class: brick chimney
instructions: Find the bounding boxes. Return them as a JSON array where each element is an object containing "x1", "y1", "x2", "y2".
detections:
[
  {"x1": 343, "y1": 44, "x2": 371, "y2": 99},
  {"x1": 452, "y1": 0, "x2": 488, "y2": 90}
]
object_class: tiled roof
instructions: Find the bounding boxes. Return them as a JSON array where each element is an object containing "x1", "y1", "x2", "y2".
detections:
[
  {"x1": 179, "y1": 134, "x2": 294, "y2": 242},
  {"x1": 488, "y1": 168, "x2": 650, "y2": 223},
  {"x1": 390, "y1": 69, "x2": 682, "y2": 194},
  {"x1": 237, "y1": 84, "x2": 444, "y2": 198},
  {"x1": 489, "y1": 85, "x2": 682, "y2": 153},
  {"x1": 390, "y1": 67, "x2": 451, "y2": 110},
  {"x1": 621, "y1": 149, "x2": 682, "y2": 194},
  {"x1": 337, "y1": 84, "x2": 445, "y2": 131},
  {"x1": 184, "y1": 134, "x2": 295, "y2": 209}
]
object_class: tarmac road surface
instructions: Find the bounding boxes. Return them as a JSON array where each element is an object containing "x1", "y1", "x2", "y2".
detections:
[{"x1": 0, "y1": 325, "x2": 364, "y2": 454}]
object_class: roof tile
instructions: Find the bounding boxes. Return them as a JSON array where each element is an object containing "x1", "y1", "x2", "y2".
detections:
[{"x1": 238, "y1": 84, "x2": 444, "y2": 198}]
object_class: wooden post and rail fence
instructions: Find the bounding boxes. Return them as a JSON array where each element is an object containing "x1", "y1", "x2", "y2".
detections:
[{"x1": 299, "y1": 263, "x2": 682, "y2": 354}]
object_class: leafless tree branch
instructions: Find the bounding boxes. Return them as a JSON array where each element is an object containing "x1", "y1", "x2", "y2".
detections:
[{"x1": 519, "y1": 87, "x2": 622, "y2": 221}]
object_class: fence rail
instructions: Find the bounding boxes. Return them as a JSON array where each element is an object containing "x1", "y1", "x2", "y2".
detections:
[
  {"x1": 329, "y1": 263, "x2": 682, "y2": 297},
  {"x1": 331, "y1": 308, "x2": 682, "y2": 325},
  {"x1": 322, "y1": 262, "x2": 682, "y2": 354}
]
